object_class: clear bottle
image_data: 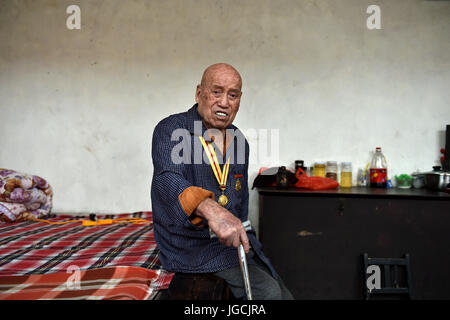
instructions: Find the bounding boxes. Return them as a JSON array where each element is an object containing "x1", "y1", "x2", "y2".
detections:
[
  {"x1": 369, "y1": 147, "x2": 388, "y2": 188},
  {"x1": 325, "y1": 161, "x2": 338, "y2": 181},
  {"x1": 357, "y1": 167, "x2": 368, "y2": 187},
  {"x1": 340, "y1": 162, "x2": 352, "y2": 188}
]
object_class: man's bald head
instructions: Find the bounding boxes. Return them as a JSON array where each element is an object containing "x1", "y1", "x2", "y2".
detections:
[{"x1": 200, "y1": 63, "x2": 242, "y2": 90}]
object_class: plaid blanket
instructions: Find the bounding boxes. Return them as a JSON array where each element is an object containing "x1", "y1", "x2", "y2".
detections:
[
  {"x1": 0, "y1": 211, "x2": 173, "y2": 299},
  {"x1": 0, "y1": 266, "x2": 164, "y2": 300}
]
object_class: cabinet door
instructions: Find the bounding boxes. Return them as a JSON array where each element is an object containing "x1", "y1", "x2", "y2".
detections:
[{"x1": 259, "y1": 194, "x2": 450, "y2": 299}]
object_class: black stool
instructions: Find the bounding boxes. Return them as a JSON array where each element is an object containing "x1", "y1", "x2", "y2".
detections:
[
  {"x1": 155, "y1": 273, "x2": 230, "y2": 300},
  {"x1": 363, "y1": 253, "x2": 413, "y2": 299}
]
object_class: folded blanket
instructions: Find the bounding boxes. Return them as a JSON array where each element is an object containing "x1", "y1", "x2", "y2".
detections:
[
  {"x1": 0, "y1": 266, "x2": 165, "y2": 300},
  {"x1": 0, "y1": 168, "x2": 53, "y2": 222}
]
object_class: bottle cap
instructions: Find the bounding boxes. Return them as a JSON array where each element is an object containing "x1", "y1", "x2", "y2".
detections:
[{"x1": 342, "y1": 162, "x2": 352, "y2": 169}]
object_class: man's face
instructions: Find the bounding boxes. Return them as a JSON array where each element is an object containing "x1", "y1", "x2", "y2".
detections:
[{"x1": 195, "y1": 65, "x2": 242, "y2": 130}]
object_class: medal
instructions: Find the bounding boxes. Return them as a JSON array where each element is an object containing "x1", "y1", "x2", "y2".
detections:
[
  {"x1": 218, "y1": 193, "x2": 228, "y2": 206},
  {"x1": 199, "y1": 136, "x2": 230, "y2": 207},
  {"x1": 234, "y1": 174, "x2": 242, "y2": 191}
]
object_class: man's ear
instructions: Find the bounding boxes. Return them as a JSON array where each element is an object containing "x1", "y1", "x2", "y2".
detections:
[{"x1": 195, "y1": 85, "x2": 201, "y2": 103}]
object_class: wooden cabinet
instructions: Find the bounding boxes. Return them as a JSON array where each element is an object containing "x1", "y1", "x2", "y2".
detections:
[{"x1": 257, "y1": 187, "x2": 450, "y2": 299}]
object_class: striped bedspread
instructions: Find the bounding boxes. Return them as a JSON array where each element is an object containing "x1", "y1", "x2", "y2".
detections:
[
  {"x1": 0, "y1": 266, "x2": 165, "y2": 300},
  {"x1": 0, "y1": 211, "x2": 173, "y2": 299}
]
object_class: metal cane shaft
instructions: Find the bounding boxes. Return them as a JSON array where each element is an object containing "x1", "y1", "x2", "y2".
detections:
[{"x1": 238, "y1": 243, "x2": 253, "y2": 300}]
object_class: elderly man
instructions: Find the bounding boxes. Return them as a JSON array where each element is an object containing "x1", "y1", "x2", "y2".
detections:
[{"x1": 151, "y1": 63, "x2": 292, "y2": 300}]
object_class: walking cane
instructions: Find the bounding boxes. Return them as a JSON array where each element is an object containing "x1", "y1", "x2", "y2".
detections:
[{"x1": 210, "y1": 220, "x2": 253, "y2": 300}]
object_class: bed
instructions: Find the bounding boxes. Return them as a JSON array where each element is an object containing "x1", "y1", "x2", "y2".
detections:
[{"x1": 0, "y1": 211, "x2": 174, "y2": 300}]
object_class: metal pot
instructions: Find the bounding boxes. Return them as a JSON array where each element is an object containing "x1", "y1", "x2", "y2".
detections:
[{"x1": 424, "y1": 166, "x2": 450, "y2": 191}]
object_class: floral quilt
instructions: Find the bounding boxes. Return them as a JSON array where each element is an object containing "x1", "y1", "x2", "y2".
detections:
[{"x1": 0, "y1": 168, "x2": 53, "y2": 222}]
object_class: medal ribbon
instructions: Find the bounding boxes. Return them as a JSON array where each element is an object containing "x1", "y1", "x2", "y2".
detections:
[{"x1": 199, "y1": 136, "x2": 230, "y2": 191}]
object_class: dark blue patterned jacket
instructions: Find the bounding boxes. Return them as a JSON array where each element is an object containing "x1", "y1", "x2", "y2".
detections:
[{"x1": 151, "y1": 104, "x2": 277, "y2": 278}]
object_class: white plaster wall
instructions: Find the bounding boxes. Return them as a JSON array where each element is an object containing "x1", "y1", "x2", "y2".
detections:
[{"x1": 0, "y1": 0, "x2": 449, "y2": 232}]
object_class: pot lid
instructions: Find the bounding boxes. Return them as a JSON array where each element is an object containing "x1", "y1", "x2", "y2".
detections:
[{"x1": 422, "y1": 166, "x2": 450, "y2": 175}]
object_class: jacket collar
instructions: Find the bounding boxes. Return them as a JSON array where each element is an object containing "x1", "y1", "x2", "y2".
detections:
[{"x1": 186, "y1": 104, "x2": 237, "y2": 142}]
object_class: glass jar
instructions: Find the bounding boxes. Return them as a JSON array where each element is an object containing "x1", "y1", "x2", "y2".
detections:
[
  {"x1": 340, "y1": 162, "x2": 352, "y2": 188},
  {"x1": 412, "y1": 173, "x2": 424, "y2": 189},
  {"x1": 325, "y1": 161, "x2": 338, "y2": 181},
  {"x1": 313, "y1": 162, "x2": 326, "y2": 177}
]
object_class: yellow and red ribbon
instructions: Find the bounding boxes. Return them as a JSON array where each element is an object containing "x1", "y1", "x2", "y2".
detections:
[{"x1": 199, "y1": 136, "x2": 230, "y2": 191}]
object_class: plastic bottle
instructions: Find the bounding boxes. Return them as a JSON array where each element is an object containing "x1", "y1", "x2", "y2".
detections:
[
  {"x1": 341, "y1": 162, "x2": 352, "y2": 188},
  {"x1": 369, "y1": 147, "x2": 388, "y2": 188},
  {"x1": 326, "y1": 161, "x2": 338, "y2": 181}
]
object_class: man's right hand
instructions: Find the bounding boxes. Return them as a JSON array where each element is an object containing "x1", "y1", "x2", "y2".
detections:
[{"x1": 195, "y1": 198, "x2": 250, "y2": 253}]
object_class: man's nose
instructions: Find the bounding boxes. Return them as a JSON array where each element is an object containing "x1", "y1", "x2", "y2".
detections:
[{"x1": 218, "y1": 93, "x2": 229, "y2": 107}]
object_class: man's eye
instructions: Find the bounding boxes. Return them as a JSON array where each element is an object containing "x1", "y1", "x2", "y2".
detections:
[{"x1": 228, "y1": 93, "x2": 240, "y2": 100}]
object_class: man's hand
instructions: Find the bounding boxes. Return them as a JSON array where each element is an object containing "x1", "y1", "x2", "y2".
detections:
[{"x1": 195, "y1": 198, "x2": 250, "y2": 253}]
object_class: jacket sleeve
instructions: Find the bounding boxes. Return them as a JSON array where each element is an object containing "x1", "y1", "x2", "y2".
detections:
[{"x1": 151, "y1": 117, "x2": 212, "y2": 226}]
